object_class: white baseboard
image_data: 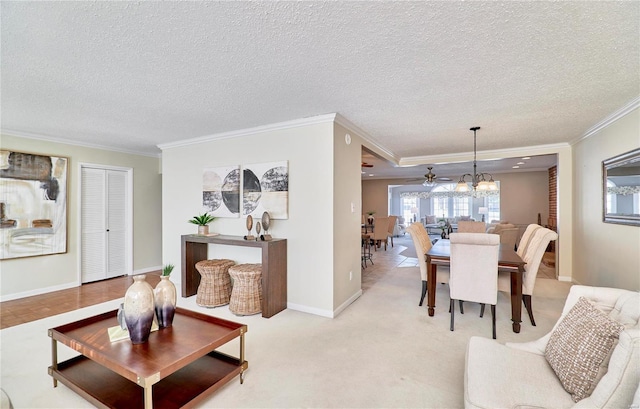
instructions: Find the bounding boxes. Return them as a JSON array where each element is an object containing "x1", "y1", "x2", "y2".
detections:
[
  {"x1": 132, "y1": 265, "x2": 162, "y2": 275},
  {"x1": 1, "y1": 265, "x2": 163, "y2": 302},
  {"x1": 333, "y1": 289, "x2": 363, "y2": 317},
  {"x1": 287, "y1": 302, "x2": 334, "y2": 318},
  {"x1": 287, "y1": 289, "x2": 363, "y2": 318},
  {"x1": 558, "y1": 275, "x2": 573, "y2": 282},
  {"x1": 0, "y1": 281, "x2": 79, "y2": 302}
]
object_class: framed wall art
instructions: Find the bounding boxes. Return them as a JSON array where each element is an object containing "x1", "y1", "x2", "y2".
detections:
[
  {"x1": 0, "y1": 150, "x2": 68, "y2": 259},
  {"x1": 243, "y1": 160, "x2": 289, "y2": 219},
  {"x1": 202, "y1": 165, "x2": 240, "y2": 218}
]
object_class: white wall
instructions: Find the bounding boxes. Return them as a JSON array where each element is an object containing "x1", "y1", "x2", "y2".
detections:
[
  {"x1": 375, "y1": 170, "x2": 549, "y2": 224},
  {"x1": 160, "y1": 120, "x2": 338, "y2": 316},
  {"x1": 0, "y1": 134, "x2": 162, "y2": 300},
  {"x1": 332, "y1": 123, "x2": 364, "y2": 312},
  {"x1": 495, "y1": 171, "x2": 549, "y2": 225},
  {"x1": 572, "y1": 107, "x2": 640, "y2": 291}
]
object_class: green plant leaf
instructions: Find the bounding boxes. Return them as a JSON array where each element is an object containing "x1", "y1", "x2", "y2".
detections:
[
  {"x1": 188, "y1": 212, "x2": 216, "y2": 225},
  {"x1": 162, "y1": 264, "x2": 174, "y2": 276}
]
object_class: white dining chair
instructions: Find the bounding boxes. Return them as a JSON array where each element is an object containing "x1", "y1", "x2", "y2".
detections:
[
  {"x1": 406, "y1": 222, "x2": 449, "y2": 306},
  {"x1": 498, "y1": 226, "x2": 558, "y2": 326},
  {"x1": 457, "y1": 221, "x2": 487, "y2": 233},
  {"x1": 449, "y1": 232, "x2": 500, "y2": 339},
  {"x1": 371, "y1": 216, "x2": 391, "y2": 251},
  {"x1": 516, "y1": 223, "x2": 543, "y2": 258}
]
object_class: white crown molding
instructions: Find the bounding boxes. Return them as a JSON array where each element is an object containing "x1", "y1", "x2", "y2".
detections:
[
  {"x1": 0, "y1": 128, "x2": 160, "y2": 158},
  {"x1": 572, "y1": 96, "x2": 640, "y2": 145},
  {"x1": 157, "y1": 113, "x2": 339, "y2": 151},
  {"x1": 333, "y1": 114, "x2": 398, "y2": 163},
  {"x1": 399, "y1": 142, "x2": 571, "y2": 166}
]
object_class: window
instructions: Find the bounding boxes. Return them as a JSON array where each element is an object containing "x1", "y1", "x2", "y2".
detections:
[
  {"x1": 432, "y1": 196, "x2": 448, "y2": 219},
  {"x1": 401, "y1": 196, "x2": 418, "y2": 223},
  {"x1": 486, "y1": 194, "x2": 500, "y2": 222},
  {"x1": 431, "y1": 184, "x2": 465, "y2": 218},
  {"x1": 453, "y1": 197, "x2": 470, "y2": 217},
  {"x1": 429, "y1": 182, "x2": 500, "y2": 221}
]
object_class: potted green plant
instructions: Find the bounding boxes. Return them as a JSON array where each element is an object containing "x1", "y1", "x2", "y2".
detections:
[
  {"x1": 189, "y1": 212, "x2": 216, "y2": 235},
  {"x1": 154, "y1": 263, "x2": 176, "y2": 328}
]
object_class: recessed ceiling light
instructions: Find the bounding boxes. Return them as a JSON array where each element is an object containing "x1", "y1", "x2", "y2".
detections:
[
  {"x1": 522, "y1": 157, "x2": 530, "y2": 160},
  {"x1": 517, "y1": 162, "x2": 525, "y2": 165},
  {"x1": 368, "y1": 174, "x2": 374, "y2": 176},
  {"x1": 512, "y1": 166, "x2": 520, "y2": 169}
]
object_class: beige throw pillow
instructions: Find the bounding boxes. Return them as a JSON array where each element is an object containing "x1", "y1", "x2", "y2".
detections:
[{"x1": 545, "y1": 297, "x2": 624, "y2": 402}]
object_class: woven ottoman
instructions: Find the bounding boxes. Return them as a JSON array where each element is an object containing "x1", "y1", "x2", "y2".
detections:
[
  {"x1": 228, "y1": 264, "x2": 263, "y2": 316},
  {"x1": 195, "y1": 259, "x2": 236, "y2": 307}
]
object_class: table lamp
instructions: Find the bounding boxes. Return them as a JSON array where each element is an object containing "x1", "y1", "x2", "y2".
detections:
[{"x1": 478, "y1": 207, "x2": 489, "y2": 222}]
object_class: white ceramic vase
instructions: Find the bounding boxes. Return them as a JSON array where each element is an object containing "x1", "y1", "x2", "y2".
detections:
[
  {"x1": 154, "y1": 276, "x2": 177, "y2": 328},
  {"x1": 124, "y1": 275, "x2": 155, "y2": 344}
]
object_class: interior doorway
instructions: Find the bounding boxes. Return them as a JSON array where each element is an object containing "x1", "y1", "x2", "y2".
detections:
[{"x1": 79, "y1": 164, "x2": 133, "y2": 283}]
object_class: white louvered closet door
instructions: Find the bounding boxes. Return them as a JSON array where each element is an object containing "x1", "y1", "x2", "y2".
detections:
[{"x1": 81, "y1": 167, "x2": 129, "y2": 283}]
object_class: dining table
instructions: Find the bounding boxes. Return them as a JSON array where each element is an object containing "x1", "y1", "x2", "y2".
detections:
[{"x1": 425, "y1": 238, "x2": 526, "y2": 333}]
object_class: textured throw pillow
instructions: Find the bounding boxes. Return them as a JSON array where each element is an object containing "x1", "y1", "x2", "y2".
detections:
[{"x1": 545, "y1": 297, "x2": 624, "y2": 402}]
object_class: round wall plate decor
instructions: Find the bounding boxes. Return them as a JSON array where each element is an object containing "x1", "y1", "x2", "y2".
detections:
[{"x1": 246, "y1": 215, "x2": 253, "y2": 231}]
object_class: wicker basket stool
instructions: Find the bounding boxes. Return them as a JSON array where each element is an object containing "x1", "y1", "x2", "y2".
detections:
[
  {"x1": 228, "y1": 264, "x2": 263, "y2": 316},
  {"x1": 195, "y1": 259, "x2": 236, "y2": 307}
]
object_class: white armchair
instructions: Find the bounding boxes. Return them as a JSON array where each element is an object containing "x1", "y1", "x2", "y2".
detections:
[
  {"x1": 393, "y1": 216, "x2": 406, "y2": 237},
  {"x1": 465, "y1": 285, "x2": 640, "y2": 408}
]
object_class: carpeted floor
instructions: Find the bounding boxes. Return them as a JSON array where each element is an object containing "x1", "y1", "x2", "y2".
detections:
[{"x1": 0, "y1": 237, "x2": 571, "y2": 408}]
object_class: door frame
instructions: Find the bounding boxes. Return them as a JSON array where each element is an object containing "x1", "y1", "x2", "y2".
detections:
[{"x1": 77, "y1": 163, "x2": 134, "y2": 284}]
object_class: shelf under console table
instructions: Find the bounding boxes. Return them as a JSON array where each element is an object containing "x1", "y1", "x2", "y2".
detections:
[{"x1": 181, "y1": 234, "x2": 287, "y2": 318}]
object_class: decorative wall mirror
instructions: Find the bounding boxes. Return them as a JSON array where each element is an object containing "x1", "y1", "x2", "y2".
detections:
[{"x1": 602, "y1": 148, "x2": 640, "y2": 226}]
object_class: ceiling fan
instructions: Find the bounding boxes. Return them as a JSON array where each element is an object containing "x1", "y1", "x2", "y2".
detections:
[
  {"x1": 423, "y1": 167, "x2": 437, "y2": 186},
  {"x1": 361, "y1": 162, "x2": 374, "y2": 168},
  {"x1": 405, "y1": 166, "x2": 452, "y2": 185}
]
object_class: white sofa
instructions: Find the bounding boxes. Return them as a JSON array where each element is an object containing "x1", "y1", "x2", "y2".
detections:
[{"x1": 464, "y1": 285, "x2": 639, "y2": 408}]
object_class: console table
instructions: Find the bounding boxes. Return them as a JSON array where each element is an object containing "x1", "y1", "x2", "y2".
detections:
[{"x1": 181, "y1": 234, "x2": 287, "y2": 318}]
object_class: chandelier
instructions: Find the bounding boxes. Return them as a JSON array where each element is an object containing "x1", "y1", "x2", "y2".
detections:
[{"x1": 455, "y1": 127, "x2": 498, "y2": 192}]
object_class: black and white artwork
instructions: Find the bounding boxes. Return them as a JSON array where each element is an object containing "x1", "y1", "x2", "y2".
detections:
[
  {"x1": 203, "y1": 166, "x2": 240, "y2": 218},
  {"x1": 243, "y1": 161, "x2": 289, "y2": 219},
  {"x1": 0, "y1": 150, "x2": 68, "y2": 259}
]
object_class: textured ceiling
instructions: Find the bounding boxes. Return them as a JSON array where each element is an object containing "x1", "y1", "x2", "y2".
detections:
[{"x1": 2, "y1": 1, "x2": 639, "y2": 165}]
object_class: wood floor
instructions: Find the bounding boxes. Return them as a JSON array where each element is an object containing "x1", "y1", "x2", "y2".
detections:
[{"x1": 0, "y1": 272, "x2": 161, "y2": 330}]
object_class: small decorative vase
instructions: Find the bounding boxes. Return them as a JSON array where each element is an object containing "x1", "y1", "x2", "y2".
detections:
[
  {"x1": 367, "y1": 215, "x2": 374, "y2": 225},
  {"x1": 124, "y1": 275, "x2": 155, "y2": 344},
  {"x1": 154, "y1": 276, "x2": 177, "y2": 328},
  {"x1": 198, "y1": 225, "x2": 209, "y2": 235},
  {"x1": 117, "y1": 303, "x2": 126, "y2": 329},
  {"x1": 441, "y1": 230, "x2": 446, "y2": 239}
]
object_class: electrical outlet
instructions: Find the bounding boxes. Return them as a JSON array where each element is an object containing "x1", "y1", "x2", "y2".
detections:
[{"x1": 349, "y1": 271, "x2": 352, "y2": 281}]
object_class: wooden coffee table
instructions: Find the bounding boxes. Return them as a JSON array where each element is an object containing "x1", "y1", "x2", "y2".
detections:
[{"x1": 48, "y1": 307, "x2": 248, "y2": 409}]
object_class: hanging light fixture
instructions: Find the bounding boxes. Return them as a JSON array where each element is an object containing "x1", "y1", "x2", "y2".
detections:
[
  {"x1": 422, "y1": 166, "x2": 437, "y2": 186},
  {"x1": 455, "y1": 127, "x2": 498, "y2": 192}
]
